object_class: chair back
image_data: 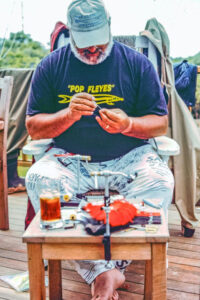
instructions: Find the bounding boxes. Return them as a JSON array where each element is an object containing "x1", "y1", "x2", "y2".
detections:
[
  {"x1": 0, "y1": 76, "x2": 13, "y2": 230},
  {"x1": 135, "y1": 35, "x2": 159, "y2": 72}
]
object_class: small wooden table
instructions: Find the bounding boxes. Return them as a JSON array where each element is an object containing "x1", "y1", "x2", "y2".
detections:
[{"x1": 23, "y1": 209, "x2": 169, "y2": 300}]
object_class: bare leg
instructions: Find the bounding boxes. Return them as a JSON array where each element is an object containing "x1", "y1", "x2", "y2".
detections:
[{"x1": 91, "y1": 268, "x2": 125, "y2": 300}]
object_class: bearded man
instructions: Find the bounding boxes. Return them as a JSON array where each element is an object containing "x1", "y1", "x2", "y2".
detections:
[{"x1": 25, "y1": 1, "x2": 174, "y2": 299}]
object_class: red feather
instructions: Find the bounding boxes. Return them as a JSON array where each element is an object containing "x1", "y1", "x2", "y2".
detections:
[{"x1": 83, "y1": 200, "x2": 137, "y2": 227}]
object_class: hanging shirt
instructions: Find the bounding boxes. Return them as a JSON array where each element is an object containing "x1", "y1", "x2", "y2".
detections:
[
  {"x1": 174, "y1": 60, "x2": 197, "y2": 107},
  {"x1": 27, "y1": 41, "x2": 168, "y2": 162}
]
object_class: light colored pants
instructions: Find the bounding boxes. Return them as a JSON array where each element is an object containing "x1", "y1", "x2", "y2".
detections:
[{"x1": 25, "y1": 144, "x2": 174, "y2": 284}]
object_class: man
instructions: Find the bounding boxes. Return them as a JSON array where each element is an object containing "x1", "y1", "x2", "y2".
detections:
[{"x1": 25, "y1": 0, "x2": 174, "y2": 299}]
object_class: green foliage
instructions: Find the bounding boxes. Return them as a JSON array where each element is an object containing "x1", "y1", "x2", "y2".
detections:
[
  {"x1": 0, "y1": 31, "x2": 49, "y2": 68},
  {"x1": 18, "y1": 165, "x2": 29, "y2": 178},
  {"x1": 172, "y1": 52, "x2": 200, "y2": 66},
  {"x1": 196, "y1": 76, "x2": 200, "y2": 104},
  {"x1": 187, "y1": 52, "x2": 200, "y2": 66}
]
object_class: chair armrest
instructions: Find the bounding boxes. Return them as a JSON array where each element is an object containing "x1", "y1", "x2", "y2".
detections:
[
  {"x1": 22, "y1": 138, "x2": 53, "y2": 156},
  {"x1": 150, "y1": 136, "x2": 180, "y2": 157}
]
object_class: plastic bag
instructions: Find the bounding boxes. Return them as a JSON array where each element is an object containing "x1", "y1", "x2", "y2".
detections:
[{"x1": 0, "y1": 271, "x2": 48, "y2": 292}]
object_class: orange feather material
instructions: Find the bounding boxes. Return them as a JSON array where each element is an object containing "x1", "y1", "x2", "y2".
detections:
[
  {"x1": 83, "y1": 200, "x2": 137, "y2": 227},
  {"x1": 83, "y1": 200, "x2": 161, "y2": 227}
]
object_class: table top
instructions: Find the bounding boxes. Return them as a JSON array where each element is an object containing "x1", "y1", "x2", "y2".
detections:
[{"x1": 23, "y1": 208, "x2": 169, "y2": 244}]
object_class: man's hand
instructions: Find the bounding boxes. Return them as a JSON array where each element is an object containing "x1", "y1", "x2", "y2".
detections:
[
  {"x1": 68, "y1": 92, "x2": 96, "y2": 121},
  {"x1": 26, "y1": 93, "x2": 97, "y2": 140},
  {"x1": 96, "y1": 108, "x2": 130, "y2": 134}
]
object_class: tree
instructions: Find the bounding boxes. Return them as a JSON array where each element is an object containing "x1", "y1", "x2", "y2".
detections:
[{"x1": 0, "y1": 31, "x2": 49, "y2": 68}]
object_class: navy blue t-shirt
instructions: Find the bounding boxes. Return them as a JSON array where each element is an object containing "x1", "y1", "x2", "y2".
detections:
[{"x1": 27, "y1": 41, "x2": 168, "y2": 162}]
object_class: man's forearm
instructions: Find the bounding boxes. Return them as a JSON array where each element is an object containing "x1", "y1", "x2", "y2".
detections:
[
  {"x1": 26, "y1": 108, "x2": 75, "y2": 139},
  {"x1": 122, "y1": 115, "x2": 168, "y2": 138}
]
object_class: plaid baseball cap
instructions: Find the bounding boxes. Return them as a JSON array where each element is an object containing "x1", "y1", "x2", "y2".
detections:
[{"x1": 67, "y1": 0, "x2": 110, "y2": 48}]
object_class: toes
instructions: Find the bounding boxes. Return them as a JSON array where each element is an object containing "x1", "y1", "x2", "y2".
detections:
[
  {"x1": 90, "y1": 288, "x2": 119, "y2": 300},
  {"x1": 112, "y1": 290, "x2": 119, "y2": 300}
]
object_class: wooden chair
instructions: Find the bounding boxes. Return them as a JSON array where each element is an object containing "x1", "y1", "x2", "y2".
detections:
[{"x1": 0, "y1": 76, "x2": 13, "y2": 230}]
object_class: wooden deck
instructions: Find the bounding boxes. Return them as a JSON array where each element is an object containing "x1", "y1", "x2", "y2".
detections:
[{"x1": 0, "y1": 192, "x2": 199, "y2": 300}]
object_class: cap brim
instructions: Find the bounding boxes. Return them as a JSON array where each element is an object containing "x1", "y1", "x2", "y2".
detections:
[{"x1": 71, "y1": 23, "x2": 110, "y2": 48}]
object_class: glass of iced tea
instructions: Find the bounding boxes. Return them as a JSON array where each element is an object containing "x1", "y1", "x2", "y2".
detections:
[{"x1": 40, "y1": 189, "x2": 63, "y2": 230}]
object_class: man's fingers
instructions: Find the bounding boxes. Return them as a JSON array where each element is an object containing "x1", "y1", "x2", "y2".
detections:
[
  {"x1": 99, "y1": 115, "x2": 117, "y2": 128},
  {"x1": 72, "y1": 98, "x2": 96, "y2": 108},
  {"x1": 98, "y1": 110, "x2": 119, "y2": 127},
  {"x1": 99, "y1": 109, "x2": 120, "y2": 121},
  {"x1": 96, "y1": 116, "x2": 109, "y2": 130},
  {"x1": 96, "y1": 116, "x2": 116, "y2": 132},
  {"x1": 69, "y1": 105, "x2": 94, "y2": 119},
  {"x1": 72, "y1": 92, "x2": 95, "y2": 102}
]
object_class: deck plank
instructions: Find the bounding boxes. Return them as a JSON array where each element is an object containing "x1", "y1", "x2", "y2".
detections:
[{"x1": 0, "y1": 192, "x2": 199, "y2": 299}]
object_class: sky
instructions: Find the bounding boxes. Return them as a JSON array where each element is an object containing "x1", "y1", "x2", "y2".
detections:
[{"x1": 0, "y1": 0, "x2": 200, "y2": 58}]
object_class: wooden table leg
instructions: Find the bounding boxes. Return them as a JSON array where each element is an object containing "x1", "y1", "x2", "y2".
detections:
[
  {"x1": 27, "y1": 243, "x2": 46, "y2": 300},
  {"x1": 48, "y1": 260, "x2": 62, "y2": 300},
  {"x1": 146, "y1": 243, "x2": 167, "y2": 300},
  {"x1": 144, "y1": 260, "x2": 152, "y2": 300},
  {"x1": 0, "y1": 175, "x2": 9, "y2": 230}
]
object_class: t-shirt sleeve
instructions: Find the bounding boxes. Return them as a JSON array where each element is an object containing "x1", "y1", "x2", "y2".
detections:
[
  {"x1": 26, "y1": 57, "x2": 56, "y2": 116},
  {"x1": 135, "y1": 61, "x2": 168, "y2": 116}
]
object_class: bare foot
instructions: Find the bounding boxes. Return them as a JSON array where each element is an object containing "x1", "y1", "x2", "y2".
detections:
[{"x1": 91, "y1": 268, "x2": 125, "y2": 300}]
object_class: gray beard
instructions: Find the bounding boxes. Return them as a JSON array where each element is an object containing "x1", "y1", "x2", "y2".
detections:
[{"x1": 70, "y1": 36, "x2": 113, "y2": 65}]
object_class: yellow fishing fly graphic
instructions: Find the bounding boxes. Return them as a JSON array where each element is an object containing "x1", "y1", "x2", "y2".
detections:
[{"x1": 58, "y1": 94, "x2": 124, "y2": 106}]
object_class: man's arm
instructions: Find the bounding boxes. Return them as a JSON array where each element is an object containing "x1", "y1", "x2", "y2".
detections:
[
  {"x1": 26, "y1": 108, "x2": 73, "y2": 140},
  {"x1": 26, "y1": 93, "x2": 96, "y2": 140},
  {"x1": 122, "y1": 114, "x2": 168, "y2": 138},
  {"x1": 96, "y1": 108, "x2": 168, "y2": 138}
]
